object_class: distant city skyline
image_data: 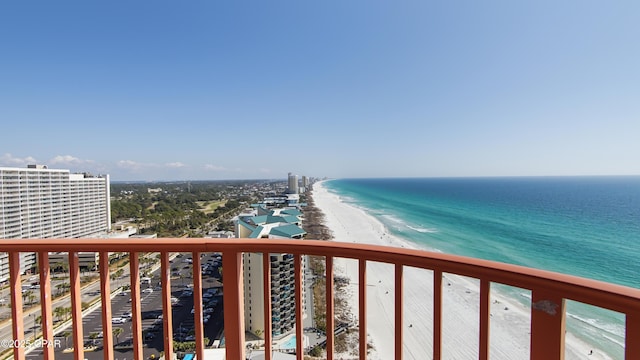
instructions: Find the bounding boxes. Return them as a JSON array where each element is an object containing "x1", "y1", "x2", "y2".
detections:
[{"x1": 2, "y1": 1, "x2": 639, "y2": 181}]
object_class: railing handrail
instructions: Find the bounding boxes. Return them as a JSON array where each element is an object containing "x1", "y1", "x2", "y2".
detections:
[{"x1": 2, "y1": 238, "x2": 639, "y2": 312}]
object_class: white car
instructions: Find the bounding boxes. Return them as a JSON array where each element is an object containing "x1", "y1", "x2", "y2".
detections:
[
  {"x1": 143, "y1": 288, "x2": 154, "y2": 294},
  {"x1": 112, "y1": 317, "x2": 126, "y2": 324}
]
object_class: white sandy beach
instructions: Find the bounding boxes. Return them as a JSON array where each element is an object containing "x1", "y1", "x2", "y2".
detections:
[{"x1": 312, "y1": 181, "x2": 610, "y2": 360}]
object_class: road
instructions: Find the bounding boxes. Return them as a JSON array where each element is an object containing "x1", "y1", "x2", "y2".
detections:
[{"x1": 0, "y1": 278, "x2": 105, "y2": 350}]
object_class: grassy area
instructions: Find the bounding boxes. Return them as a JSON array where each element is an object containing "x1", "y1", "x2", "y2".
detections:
[{"x1": 196, "y1": 200, "x2": 227, "y2": 214}]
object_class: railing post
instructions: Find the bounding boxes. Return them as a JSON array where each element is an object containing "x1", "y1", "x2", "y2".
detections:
[
  {"x1": 359, "y1": 259, "x2": 367, "y2": 360},
  {"x1": 99, "y1": 251, "x2": 113, "y2": 360},
  {"x1": 8, "y1": 252, "x2": 25, "y2": 360},
  {"x1": 38, "y1": 251, "x2": 55, "y2": 360},
  {"x1": 69, "y1": 252, "x2": 84, "y2": 360},
  {"x1": 161, "y1": 252, "x2": 174, "y2": 360},
  {"x1": 222, "y1": 249, "x2": 246, "y2": 359},
  {"x1": 479, "y1": 279, "x2": 491, "y2": 360},
  {"x1": 326, "y1": 256, "x2": 335, "y2": 360},
  {"x1": 530, "y1": 290, "x2": 565, "y2": 360},
  {"x1": 263, "y1": 253, "x2": 273, "y2": 360},
  {"x1": 433, "y1": 271, "x2": 442, "y2": 360},
  {"x1": 626, "y1": 311, "x2": 640, "y2": 359},
  {"x1": 395, "y1": 263, "x2": 403, "y2": 360},
  {"x1": 192, "y1": 251, "x2": 204, "y2": 360},
  {"x1": 129, "y1": 252, "x2": 143, "y2": 360},
  {"x1": 295, "y1": 254, "x2": 304, "y2": 359}
]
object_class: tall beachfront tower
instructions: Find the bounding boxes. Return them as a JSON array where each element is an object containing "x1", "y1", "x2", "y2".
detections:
[
  {"x1": 236, "y1": 206, "x2": 307, "y2": 338},
  {"x1": 0, "y1": 165, "x2": 111, "y2": 281},
  {"x1": 287, "y1": 172, "x2": 299, "y2": 194}
]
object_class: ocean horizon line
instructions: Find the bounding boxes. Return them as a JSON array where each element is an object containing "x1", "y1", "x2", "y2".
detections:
[{"x1": 324, "y1": 174, "x2": 640, "y2": 181}]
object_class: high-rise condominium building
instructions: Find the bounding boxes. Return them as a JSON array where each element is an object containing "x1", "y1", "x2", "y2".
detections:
[
  {"x1": 236, "y1": 206, "x2": 307, "y2": 337},
  {"x1": 287, "y1": 172, "x2": 299, "y2": 194},
  {"x1": 0, "y1": 165, "x2": 111, "y2": 281}
]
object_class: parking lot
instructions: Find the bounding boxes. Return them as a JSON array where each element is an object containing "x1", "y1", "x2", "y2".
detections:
[{"x1": 25, "y1": 252, "x2": 225, "y2": 360}]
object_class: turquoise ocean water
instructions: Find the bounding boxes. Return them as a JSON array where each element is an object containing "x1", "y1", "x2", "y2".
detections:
[{"x1": 322, "y1": 177, "x2": 640, "y2": 359}]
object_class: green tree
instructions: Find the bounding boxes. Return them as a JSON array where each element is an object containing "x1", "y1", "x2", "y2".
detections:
[
  {"x1": 53, "y1": 307, "x2": 65, "y2": 322},
  {"x1": 22, "y1": 290, "x2": 33, "y2": 304},
  {"x1": 27, "y1": 292, "x2": 36, "y2": 305},
  {"x1": 63, "y1": 306, "x2": 72, "y2": 320},
  {"x1": 62, "y1": 331, "x2": 72, "y2": 349},
  {"x1": 113, "y1": 327, "x2": 124, "y2": 344},
  {"x1": 89, "y1": 332, "x2": 101, "y2": 345}
]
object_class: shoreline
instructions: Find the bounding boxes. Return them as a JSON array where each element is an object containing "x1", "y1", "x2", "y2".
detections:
[{"x1": 310, "y1": 180, "x2": 610, "y2": 360}]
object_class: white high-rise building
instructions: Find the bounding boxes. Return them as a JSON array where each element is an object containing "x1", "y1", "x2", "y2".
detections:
[
  {"x1": 0, "y1": 165, "x2": 111, "y2": 281},
  {"x1": 287, "y1": 172, "x2": 299, "y2": 194}
]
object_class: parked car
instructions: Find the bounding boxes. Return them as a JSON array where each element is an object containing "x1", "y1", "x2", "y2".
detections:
[{"x1": 112, "y1": 317, "x2": 126, "y2": 324}]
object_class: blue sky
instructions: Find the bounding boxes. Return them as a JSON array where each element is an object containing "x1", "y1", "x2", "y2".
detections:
[{"x1": 1, "y1": 1, "x2": 639, "y2": 181}]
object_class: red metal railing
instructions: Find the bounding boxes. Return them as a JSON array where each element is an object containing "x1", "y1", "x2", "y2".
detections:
[{"x1": 2, "y1": 238, "x2": 640, "y2": 360}]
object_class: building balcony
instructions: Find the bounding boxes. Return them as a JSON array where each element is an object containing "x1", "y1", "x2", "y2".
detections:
[{"x1": 1, "y1": 238, "x2": 640, "y2": 360}]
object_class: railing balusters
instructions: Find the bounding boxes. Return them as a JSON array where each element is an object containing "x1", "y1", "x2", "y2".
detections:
[
  {"x1": 222, "y1": 249, "x2": 245, "y2": 359},
  {"x1": 161, "y1": 252, "x2": 174, "y2": 360},
  {"x1": 69, "y1": 251, "x2": 84, "y2": 360},
  {"x1": 433, "y1": 270, "x2": 442, "y2": 360},
  {"x1": 9, "y1": 252, "x2": 25, "y2": 360},
  {"x1": 263, "y1": 253, "x2": 273, "y2": 360},
  {"x1": 395, "y1": 263, "x2": 404, "y2": 360},
  {"x1": 359, "y1": 259, "x2": 367, "y2": 360},
  {"x1": 295, "y1": 254, "x2": 304, "y2": 359},
  {"x1": 128, "y1": 252, "x2": 143, "y2": 360},
  {"x1": 0, "y1": 239, "x2": 638, "y2": 360},
  {"x1": 326, "y1": 256, "x2": 335, "y2": 360},
  {"x1": 479, "y1": 279, "x2": 491, "y2": 360},
  {"x1": 98, "y1": 251, "x2": 113, "y2": 360},
  {"x1": 530, "y1": 290, "x2": 565, "y2": 360}
]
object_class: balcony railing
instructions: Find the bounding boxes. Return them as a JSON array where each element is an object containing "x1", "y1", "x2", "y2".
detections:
[{"x1": 1, "y1": 238, "x2": 640, "y2": 360}]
